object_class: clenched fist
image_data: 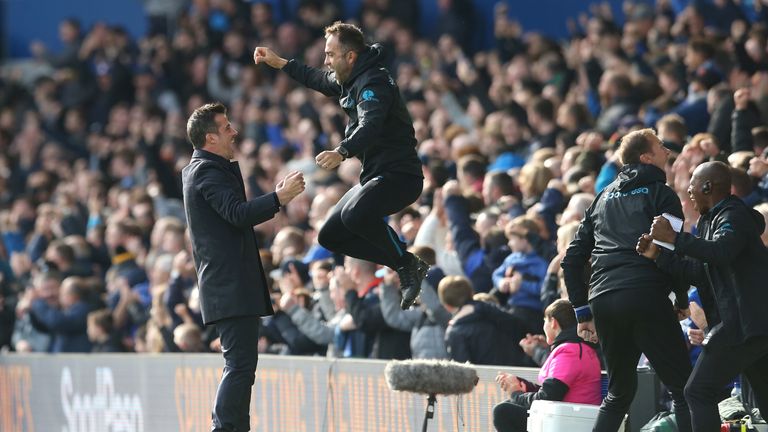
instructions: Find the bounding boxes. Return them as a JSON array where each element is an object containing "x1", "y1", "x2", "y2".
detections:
[
  {"x1": 253, "y1": 47, "x2": 288, "y2": 69},
  {"x1": 275, "y1": 171, "x2": 305, "y2": 206},
  {"x1": 315, "y1": 150, "x2": 344, "y2": 170}
]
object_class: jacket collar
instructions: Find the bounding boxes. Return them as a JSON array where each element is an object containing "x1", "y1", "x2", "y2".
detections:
[
  {"x1": 192, "y1": 149, "x2": 242, "y2": 175},
  {"x1": 346, "y1": 44, "x2": 383, "y2": 85},
  {"x1": 708, "y1": 196, "x2": 730, "y2": 215},
  {"x1": 699, "y1": 196, "x2": 735, "y2": 225},
  {"x1": 111, "y1": 251, "x2": 136, "y2": 266},
  {"x1": 698, "y1": 195, "x2": 766, "y2": 236},
  {"x1": 358, "y1": 277, "x2": 384, "y2": 298},
  {"x1": 552, "y1": 326, "x2": 599, "y2": 358},
  {"x1": 192, "y1": 148, "x2": 232, "y2": 166},
  {"x1": 552, "y1": 326, "x2": 581, "y2": 347},
  {"x1": 617, "y1": 163, "x2": 666, "y2": 191}
]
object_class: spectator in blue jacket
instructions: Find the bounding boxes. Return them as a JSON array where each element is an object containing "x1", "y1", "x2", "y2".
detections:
[
  {"x1": 492, "y1": 216, "x2": 549, "y2": 336},
  {"x1": 443, "y1": 180, "x2": 510, "y2": 293},
  {"x1": 30, "y1": 276, "x2": 92, "y2": 352}
]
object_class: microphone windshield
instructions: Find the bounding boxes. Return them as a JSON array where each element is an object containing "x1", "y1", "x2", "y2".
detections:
[{"x1": 384, "y1": 359, "x2": 479, "y2": 396}]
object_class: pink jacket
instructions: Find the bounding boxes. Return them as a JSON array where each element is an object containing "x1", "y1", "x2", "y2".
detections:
[{"x1": 537, "y1": 341, "x2": 602, "y2": 405}]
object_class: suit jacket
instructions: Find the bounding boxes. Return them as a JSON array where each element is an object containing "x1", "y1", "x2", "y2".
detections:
[{"x1": 182, "y1": 149, "x2": 276, "y2": 324}]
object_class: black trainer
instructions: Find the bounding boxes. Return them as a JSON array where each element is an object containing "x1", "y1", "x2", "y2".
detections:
[{"x1": 397, "y1": 254, "x2": 430, "y2": 309}]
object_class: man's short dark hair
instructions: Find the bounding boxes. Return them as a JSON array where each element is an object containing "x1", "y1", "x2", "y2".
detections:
[
  {"x1": 49, "y1": 240, "x2": 75, "y2": 264},
  {"x1": 689, "y1": 38, "x2": 715, "y2": 59},
  {"x1": 752, "y1": 126, "x2": 768, "y2": 151},
  {"x1": 482, "y1": 226, "x2": 507, "y2": 251},
  {"x1": 617, "y1": 128, "x2": 657, "y2": 165},
  {"x1": 88, "y1": 309, "x2": 114, "y2": 333},
  {"x1": 395, "y1": 206, "x2": 421, "y2": 225},
  {"x1": 113, "y1": 148, "x2": 136, "y2": 166},
  {"x1": 488, "y1": 171, "x2": 515, "y2": 196},
  {"x1": 187, "y1": 103, "x2": 227, "y2": 149},
  {"x1": 37, "y1": 269, "x2": 63, "y2": 285},
  {"x1": 530, "y1": 97, "x2": 555, "y2": 122},
  {"x1": 607, "y1": 72, "x2": 633, "y2": 97},
  {"x1": 324, "y1": 21, "x2": 366, "y2": 53},
  {"x1": 427, "y1": 161, "x2": 450, "y2": 188},
  {"x1": 458, "y1": 154, "x2": 487, "y2": 180},
  {"x1": 310, "y1": 259, "x2": 334, "y2": 273},
  {"x1": 115, "y1": 219, "x2": 143, "y2": 238}
]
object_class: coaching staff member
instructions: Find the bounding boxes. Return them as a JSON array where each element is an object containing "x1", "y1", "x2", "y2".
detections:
[
  {"x1": 640, "y1": 161, "x2": 768, "y2": 432},
  {"x1": 254, "y1": 21, "x2": 428, "y2": 309},
  {"x1": 183, "y1": 102, "x2": 305, "y2": 432},
  {"x1": 561, "y1": 128, "x2": 692, "y2": 432}
]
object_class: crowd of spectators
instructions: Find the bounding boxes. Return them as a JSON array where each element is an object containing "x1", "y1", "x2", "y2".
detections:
[{"x1": 2, "y1": 0, "x2": 768, "y2": 376}]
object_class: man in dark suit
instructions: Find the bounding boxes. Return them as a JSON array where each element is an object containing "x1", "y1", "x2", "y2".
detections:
[
  {"x1": 639, "y1": 161, "x2": 768, "y2": 432},
  {"x1": 182, "y1": 102, "x2": 305, "y2": 432}
]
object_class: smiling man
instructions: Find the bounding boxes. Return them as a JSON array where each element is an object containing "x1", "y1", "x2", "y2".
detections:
[
  {"x1": 182, "y1": 102, "x2": 305, "y2": 432},
  {"x1": 639, "y1": 161, "x2": 768, "y2": 432},
  {"x1": 254, "y1": 22, "x2": 428, "y2": 309}
]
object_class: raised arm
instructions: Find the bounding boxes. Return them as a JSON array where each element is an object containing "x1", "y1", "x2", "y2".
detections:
[
  {"x1": 561, "y1": 212, "x2": 595, "y2": 317},
  {"x1": 378, "y1": 283, "x2": 421, "y2": 331},
  {"x1": 286, "y1": 306, "x2": 336, "y2": 345},
  {"x1": 255, "y1": 47, "x2": 342, "y2": 97}
]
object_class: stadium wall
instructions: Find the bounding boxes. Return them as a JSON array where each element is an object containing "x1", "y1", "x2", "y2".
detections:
[{"x1": 0, "y1": 353, "x2": 658, "y2": 432}]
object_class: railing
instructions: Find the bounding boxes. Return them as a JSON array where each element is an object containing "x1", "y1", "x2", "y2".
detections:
[{"x1": 0, "y1": 353, "x2": 657, "y2": 432}]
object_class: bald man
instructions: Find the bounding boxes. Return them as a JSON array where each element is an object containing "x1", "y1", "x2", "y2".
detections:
[{"x1": 639, "y1": 161, "x2": 768, "y2": 432}]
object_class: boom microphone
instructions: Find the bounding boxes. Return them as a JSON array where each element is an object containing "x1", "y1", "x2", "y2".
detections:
[
  {"x1": 385, "y1": 360, "x2": 479, "y2": 431},
  {"x1": 384, "y1": 359, "x2": 479, "y2": 396}
]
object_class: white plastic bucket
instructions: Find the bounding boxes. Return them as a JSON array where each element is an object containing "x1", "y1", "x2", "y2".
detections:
[{"x1": 527, "y1": 400, "x2": 625, "y2": 432}]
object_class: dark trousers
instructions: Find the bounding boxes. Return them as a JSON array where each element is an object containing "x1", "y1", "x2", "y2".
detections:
[
  {"x1": 318, "y1": 174, "x2": 422, "y2": 268},
  {"x1": 591, "y1": 288, "x2": 692, "y2": 432},
  {"x1": 685, "y1": 331, "x2": 768, "y2": 432},
  {"x1": 492, "y1": 400, "x2": 528, "y2": 432},
  {"x1": 212, "y1": 316, "x2": 260, "y2": 432}
]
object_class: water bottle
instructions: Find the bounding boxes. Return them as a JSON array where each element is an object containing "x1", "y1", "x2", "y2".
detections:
[{"x1": 731, "y1": 379, "x2": 741, "y2": 400}]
